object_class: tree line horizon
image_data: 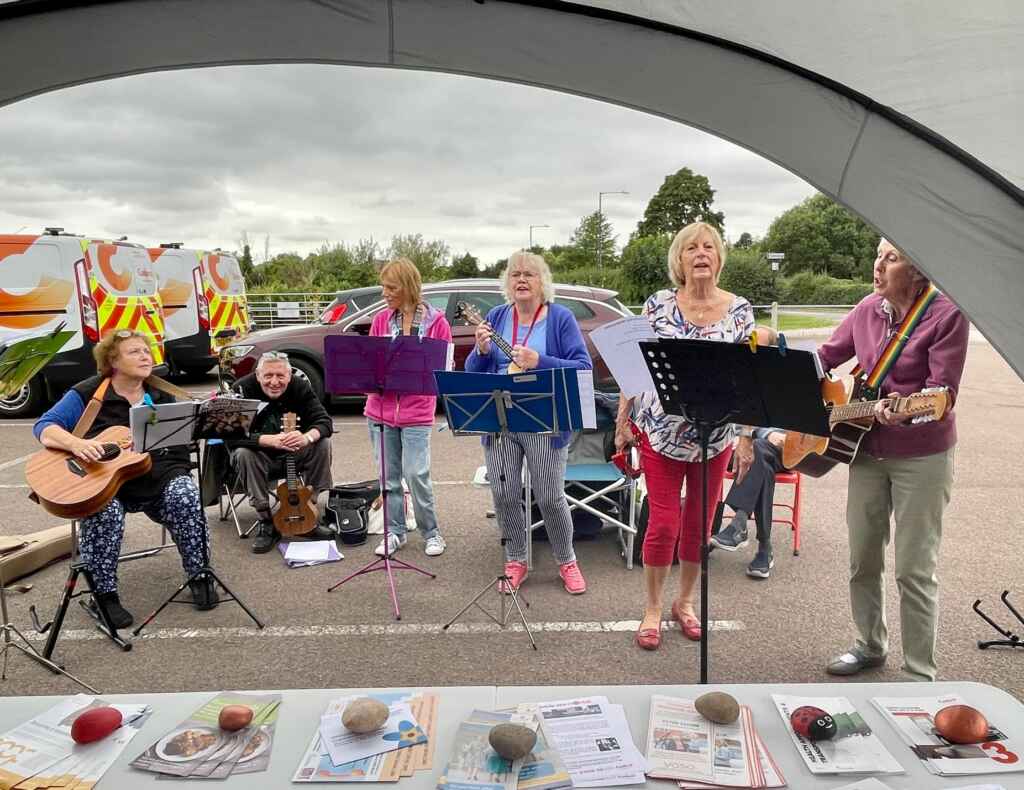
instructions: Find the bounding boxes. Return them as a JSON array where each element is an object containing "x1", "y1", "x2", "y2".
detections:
[{"x1": 238, "y1": 166, "x2": 880, "y2": 306}]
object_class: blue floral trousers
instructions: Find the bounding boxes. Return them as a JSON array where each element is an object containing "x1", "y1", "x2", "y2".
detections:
[{"x1": 79, "y1": 475, "x2": 209, "y2": 594}]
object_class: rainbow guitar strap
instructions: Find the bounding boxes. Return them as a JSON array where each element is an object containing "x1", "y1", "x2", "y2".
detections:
[{"x1": 851, "y1": 284, "x2": 939, "y2": 400}]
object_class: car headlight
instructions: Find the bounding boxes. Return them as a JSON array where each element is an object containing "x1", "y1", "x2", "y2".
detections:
[{"x1": 221, "y1": 345, "x2": 254, "y2": 359}]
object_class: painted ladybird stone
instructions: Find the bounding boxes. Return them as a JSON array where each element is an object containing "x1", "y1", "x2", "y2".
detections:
[{"x1": 790, "y1": 705, "x2": 837, "y2": 741}]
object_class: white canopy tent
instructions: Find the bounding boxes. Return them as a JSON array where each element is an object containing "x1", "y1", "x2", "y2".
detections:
[{"x1": 0, "y1": 0, "x2": 1021, "y2": 372}]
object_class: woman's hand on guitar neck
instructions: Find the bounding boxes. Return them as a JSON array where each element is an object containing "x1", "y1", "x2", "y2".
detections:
[
  {"x1": 510, "y1": 345, "x2": 539, "y2": 371},
  {"x1": 474, "y1": 322, "x2": 493, "y2": 355},
  {"x1": 875, "y1": 392, "x2": 915, "y2": 426}
]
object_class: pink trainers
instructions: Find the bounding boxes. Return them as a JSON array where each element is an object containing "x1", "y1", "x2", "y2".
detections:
[
  {"x1": 498, "y1": 561, "x2": 528, "y2": 594},
  {"x1": 559, "y1": 561, "x2": 587, "y2": 595}
]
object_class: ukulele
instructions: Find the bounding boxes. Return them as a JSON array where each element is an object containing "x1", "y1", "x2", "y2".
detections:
[
  {"x1": 782, "y1": 377, "x2": 950, "y2": 477},
  {"x1": 26, "y1": 425, "x2": 153, "y2": 519},
  {"x1": 272, "y1": 412, "x2": 319, "y2": 536},
  {"x1": 456, "y1": 302, "x2": 526, "y2": 373}
]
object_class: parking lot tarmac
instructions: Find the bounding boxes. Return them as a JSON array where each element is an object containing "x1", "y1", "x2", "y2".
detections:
[{"x1": 1, "y1": 336, "x2": 1021, "y2": 701}]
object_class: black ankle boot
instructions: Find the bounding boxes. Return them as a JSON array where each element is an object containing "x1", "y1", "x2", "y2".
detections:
[
  {"x1": 251, "y1": 519, "x2": 279, "y2": 554},
  {"x1": 189, "y1": 575, "x2": 220, "y2": 611},
  {"x1": 93, "y1": 592, "x2": 134, "y2": 629}
]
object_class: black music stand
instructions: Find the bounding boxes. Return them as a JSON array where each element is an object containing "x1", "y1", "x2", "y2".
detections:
[
  {"x1": 435, "y1": 368, "x2": 588, "y2": 650},
  {"x1": 129, "y1": 404, "x2": 265, "y2": 637},
  {"x1": 639, "y1": 337, "x2": 828, "y2": 683},
  {"x1": 323, "y1": 334, "x2": 449, "y2": 620}
]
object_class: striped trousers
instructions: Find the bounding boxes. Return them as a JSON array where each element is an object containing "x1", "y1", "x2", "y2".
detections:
[{"x1": 484, "y1": 432, "x2": 575, "y2": 564}]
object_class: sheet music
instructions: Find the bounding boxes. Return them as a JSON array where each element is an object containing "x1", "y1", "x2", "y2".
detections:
[
  {"x1": 589, "y1": 316, "x2": 657, "y2": 398},
  {"x1": 577, "y1": 370, "x2": 597, "y2": 429},
  {"x1": 130, "y1": 401, "x2": 197, "y2": 451}
]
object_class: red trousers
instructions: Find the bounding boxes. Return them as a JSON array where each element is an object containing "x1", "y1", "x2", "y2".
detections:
[{"x1": 640, "y1": 433, "x2": 732, "y2": 566}]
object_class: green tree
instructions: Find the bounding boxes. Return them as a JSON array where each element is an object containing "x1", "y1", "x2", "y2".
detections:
[
  {"x1": 385, "y1": 234, "x2": 450, "y2": 279},
  {"x1": 718, "y1": 248, "x2": 778, "y2": 307},
  {"x1": 735, "y1": 232, "x2": 754, "y2": 249},
  {"x1": 619, "y1": 234, "x2": 672, "y2": 304},
  {"x1": 763, "y1": 193, "x2": 879, "y2": 278},
  {"x1": 449, "y1": 252, "x2": 481, "y2": 278},
  {"x1": 636, "y1": 167, "x2": 725, "y2": 237},
  {"x1": 568, "y1": 211, "x2": 617, "y2": 268}
]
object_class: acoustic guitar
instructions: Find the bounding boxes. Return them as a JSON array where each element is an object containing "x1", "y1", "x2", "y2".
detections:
[
  {"x1": 272, "y1": 412, "x2": 319, "y2": 536},
  {"x1": 26, "y1": 425, "x2": 153, "y2": 518},
  {"x1": 455, "y1": 302, "x2": 523, "y2": 373},
  {"x1": 782, "y1": 377, "x2": 950, "y2": 477}
]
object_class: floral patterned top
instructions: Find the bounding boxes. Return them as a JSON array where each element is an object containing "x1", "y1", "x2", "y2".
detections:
[{"x1": 634, "y1": 288, "x2": 755, "y2": 462}]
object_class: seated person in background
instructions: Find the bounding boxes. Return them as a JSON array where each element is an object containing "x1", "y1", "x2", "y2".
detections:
[
  {"x1": 711, "y1": 427, "x2": 787, "y2": 579},
  {"x1": 32, "y1": 330, "x2": 217, "y2": 628},
  {"x1": 228, "y1": 351, "x2": 335, "y2": 553},
  {"x1": 710, "y1": 326, "x2": 785, "y2": 579}
]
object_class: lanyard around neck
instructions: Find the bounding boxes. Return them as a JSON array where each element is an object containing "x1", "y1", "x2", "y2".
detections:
[{"x1": 512, "y1": 303, "x2": 544, "y2": 347}]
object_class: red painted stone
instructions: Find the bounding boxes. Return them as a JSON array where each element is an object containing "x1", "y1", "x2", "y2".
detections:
[{"x1": 71, "y1": 706, "x2": 122, "y2": 744}]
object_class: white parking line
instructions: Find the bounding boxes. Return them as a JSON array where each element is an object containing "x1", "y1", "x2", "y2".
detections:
[
  {"x1": 0, "y1": 453, "x2": 33, "y2": 471},
  {"x1": 22, "y1": 619, "x2": 745, "y2": 643}
]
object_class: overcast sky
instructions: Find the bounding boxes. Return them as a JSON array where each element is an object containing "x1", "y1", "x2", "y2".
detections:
[{"x1": 0, "y1": 64, "x2": 815, "y2": 266}]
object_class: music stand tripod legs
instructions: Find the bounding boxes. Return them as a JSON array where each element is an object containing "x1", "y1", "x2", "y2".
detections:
[
  {"x1": 1, "y1": 563, "x2": 98, "y2": 693},
  {"x1": 442, "y1": 551, "x2": 538, "y2": 650},
  {"x1": 327, "y1": 418, "x2": 435, "y2": 620}
]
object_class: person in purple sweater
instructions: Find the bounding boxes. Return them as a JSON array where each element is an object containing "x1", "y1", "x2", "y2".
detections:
[
  {"x1": 364, "y1": 257, "x2": 453, "y2": 559},
  {"x1": 465, "y1": 251, "x2": 593, "y2": 596},
  {"x1": 819, "y1": 238, "x2": 969, "y2": 682}
]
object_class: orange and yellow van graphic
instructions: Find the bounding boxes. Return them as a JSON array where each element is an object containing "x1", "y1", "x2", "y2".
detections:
[{"x1": 0, "y1": 236, "x2": 74, "y2": 329}]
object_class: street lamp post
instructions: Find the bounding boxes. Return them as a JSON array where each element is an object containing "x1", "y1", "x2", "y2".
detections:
[
  {"x1": 597, "y1": 190, "x2": 628, "y2": 268},
  {"x1": 528, "y1": 224, "x2": 550, "y2": 250}
]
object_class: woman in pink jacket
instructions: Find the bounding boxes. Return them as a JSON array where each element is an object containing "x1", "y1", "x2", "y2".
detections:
[{"x1": 364, "y1": 257, "x2": 453, "y2": 558}]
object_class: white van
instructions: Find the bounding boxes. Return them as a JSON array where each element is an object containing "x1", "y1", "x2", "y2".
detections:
[
  {"x1": 0, "y1": 229, "x2": 167, "y2": 416},
  {"x1": 149, "y1": 244, "x2": 249, "y2": 377}
]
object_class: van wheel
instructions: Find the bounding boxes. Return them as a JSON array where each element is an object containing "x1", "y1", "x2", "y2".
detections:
[
  {"x1": 0, "y1": 375, "x2": 46, "y2": 418},
  {"x1": 290, "y1": 359, "x2": 325, "y2": 405}
]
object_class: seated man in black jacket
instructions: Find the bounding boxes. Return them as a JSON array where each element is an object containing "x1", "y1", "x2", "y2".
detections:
[{"x1": 229, "y1": 352, "x2": 335, "y2": 553}]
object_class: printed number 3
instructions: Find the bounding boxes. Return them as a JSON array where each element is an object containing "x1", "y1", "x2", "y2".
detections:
[{"x1": 982, "y1": 741, "x2": 1020, "y2": 764}]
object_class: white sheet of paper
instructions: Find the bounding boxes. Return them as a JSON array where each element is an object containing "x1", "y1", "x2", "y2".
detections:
[
  {"x1": 588, "y1": 316, "x2": 657, "y2": 398},
  {"x1": 129, "y1": 400, "x2": 198, "y2": 451},
  {"x1": 576, "y1": 370, "x2": 597, "y2": 429},
  {"x1": 284, "y1": 541, "x2": 334, "y2": 562},
  {"x1": 319, "y1": 703, "x2": 418, "y2": 766}
]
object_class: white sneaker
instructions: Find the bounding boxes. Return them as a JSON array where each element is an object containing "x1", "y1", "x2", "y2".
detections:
[
  {"x1": 374, "y1": 534, "x2": 407, "y2": 557},
  {"x1": 424, "y1": 535, "x2": 447, "y2": 557}
]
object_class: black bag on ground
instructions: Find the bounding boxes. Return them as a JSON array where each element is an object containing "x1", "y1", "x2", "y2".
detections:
[{"x1": 326, "y1": 480, "x2": 381, "y2": 546}]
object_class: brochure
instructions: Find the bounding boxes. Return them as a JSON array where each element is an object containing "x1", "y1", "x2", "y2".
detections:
[
  {"x1": 436, "y1": 711, "x2": 521, "y2": 790},
  {"x1": 771, "y1": 695, "x2": 903, "y2": 776},
  {"x1": 319, "y1": 702, "x2": 425, "y2": 767},
  {"x1": 872, "y1": 694, "x2": 1024, "y2": 776}
]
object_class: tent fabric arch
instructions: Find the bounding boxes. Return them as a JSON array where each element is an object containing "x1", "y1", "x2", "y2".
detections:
[{"x1": 0, "y1": 0, "x2": 1021, "y2": 373}]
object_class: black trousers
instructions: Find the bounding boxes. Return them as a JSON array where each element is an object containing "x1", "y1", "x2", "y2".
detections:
[{"x1": 724, "y1": 436, "x2": 785, "y2": 545}]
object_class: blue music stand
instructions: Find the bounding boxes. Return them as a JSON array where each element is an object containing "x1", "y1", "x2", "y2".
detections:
[
  {"x1": 323, "y1": 333, "x2": 449, "y2": 620},
  {"x1": 435, "y1": 368, "x2": 587, "y2": 649}
]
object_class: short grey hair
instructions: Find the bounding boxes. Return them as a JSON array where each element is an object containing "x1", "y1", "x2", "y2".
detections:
[
  {"x1": 256, "y1": 352, "x2": 292, "y2": 372},
  {"x1": 501, "y1": 251, "x2": 555, "y2": 304}
]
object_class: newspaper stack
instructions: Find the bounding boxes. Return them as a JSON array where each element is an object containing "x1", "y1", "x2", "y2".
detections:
[
  {"x1": 0, "y1": 694, "x2": 149, "y2": 790},
  {"x1": 513, "y1": 696, "x2": 647, "y2": 787},
  {"x1": 873, "y1": 694, "x2": 1024, "y2": 777},
  {"x1": 293, "y1": 691, "x2": 438, "y2": 783},
  {"x1": 645, "y1": 695, "x2": 785, "y2": 788},
  {"x1": 131, "y1": 692, "x2": 281, "y2": 779},
  {"x1": 771, "y1": 695, "x2": 903, "y2": 776},
  {"x1": 437, "y1": 708, "x2": 574, "y2": 790}
]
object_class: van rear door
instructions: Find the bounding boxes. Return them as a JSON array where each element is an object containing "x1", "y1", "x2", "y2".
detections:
[
  {"x1": 0, "y1": 235, "x2": 81, "y2": 349},
  {"x1": 87, "y1": 241, "x2": 167, "y2": 364},
  {"x1": 202, "y1": 252, "x2": 249, "y2": 350}
]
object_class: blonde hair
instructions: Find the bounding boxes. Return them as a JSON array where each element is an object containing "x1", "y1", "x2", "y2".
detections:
[
  {"x1": 93, "y1": 331, "x2": 152, "y2": 377},
  {"x1": 501, "y1": 251, "x2": 555, "y2": 303},
  {"x1": 379, "y1": 257, "x2": 422, "y2": 309},
  {"x1": 667, "y1": 222, "x2": 726, "y2": 287}
]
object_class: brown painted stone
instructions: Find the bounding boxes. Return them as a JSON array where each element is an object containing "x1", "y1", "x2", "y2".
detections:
[
  {"x1": 488, "y1": 723, "x2": 537, "y2": 760},
  {"x1": 695, "y1": 692, "x2": 740, "y2": 725},
  {"x1": 342, "y1": 698, "x2": 389, "y2": 734}
]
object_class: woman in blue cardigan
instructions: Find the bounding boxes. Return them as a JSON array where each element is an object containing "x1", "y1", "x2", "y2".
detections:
[{"x1": 465, "y1": 251, "x2": 593, "y2": 596}]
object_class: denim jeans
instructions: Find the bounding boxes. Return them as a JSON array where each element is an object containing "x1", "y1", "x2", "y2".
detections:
[{"x1": 367, "y1": 421, "x2": 440, "y2": 540}]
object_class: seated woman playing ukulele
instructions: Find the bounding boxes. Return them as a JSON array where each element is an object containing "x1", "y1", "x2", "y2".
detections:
[{"x1": 32, "y1": 330, "x2": 217, "y2": 629}]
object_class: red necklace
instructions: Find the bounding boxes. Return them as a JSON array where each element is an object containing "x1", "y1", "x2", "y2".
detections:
[{"x1": 512, "y1": 303, "x2": 545, "y2": 347}]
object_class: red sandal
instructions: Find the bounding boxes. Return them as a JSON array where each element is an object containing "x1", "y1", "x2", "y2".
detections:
[
  {"x1": 635, "y1": 619, "x2": 662, "y2": 651},
  {"x1": 671, "y1": 601, "x2": 702, "y2": 642}
]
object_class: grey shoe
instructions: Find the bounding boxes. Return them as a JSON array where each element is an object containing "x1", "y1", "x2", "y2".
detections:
[
  {"x1": 710, "y1": 520, "x2": 749, "y2": 551},
  {"x1": 746, "y1": 548, "x2": 774, "y2": 579},
  {"x1": 826, "y1": 647, "x2": 887, "y2": 676}
]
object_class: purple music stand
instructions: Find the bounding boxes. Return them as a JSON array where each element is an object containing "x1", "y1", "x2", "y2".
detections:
[{"x1": 323, "y1": 333, "x2": 450, "y2": 619}]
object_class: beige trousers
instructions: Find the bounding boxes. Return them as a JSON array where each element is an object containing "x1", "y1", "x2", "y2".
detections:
[{"x1": 846, "y1": 447, "x2": 954, "y2": 681}]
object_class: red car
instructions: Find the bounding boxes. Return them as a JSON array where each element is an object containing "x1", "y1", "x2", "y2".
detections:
[{"x1": 220, "y1": 279, "x2": 631, "y2": 403}]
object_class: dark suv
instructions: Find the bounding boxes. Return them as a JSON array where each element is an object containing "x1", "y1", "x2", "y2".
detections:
[{"x1": 220, "y1": 279, "x2": 630, "y2": 403}]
